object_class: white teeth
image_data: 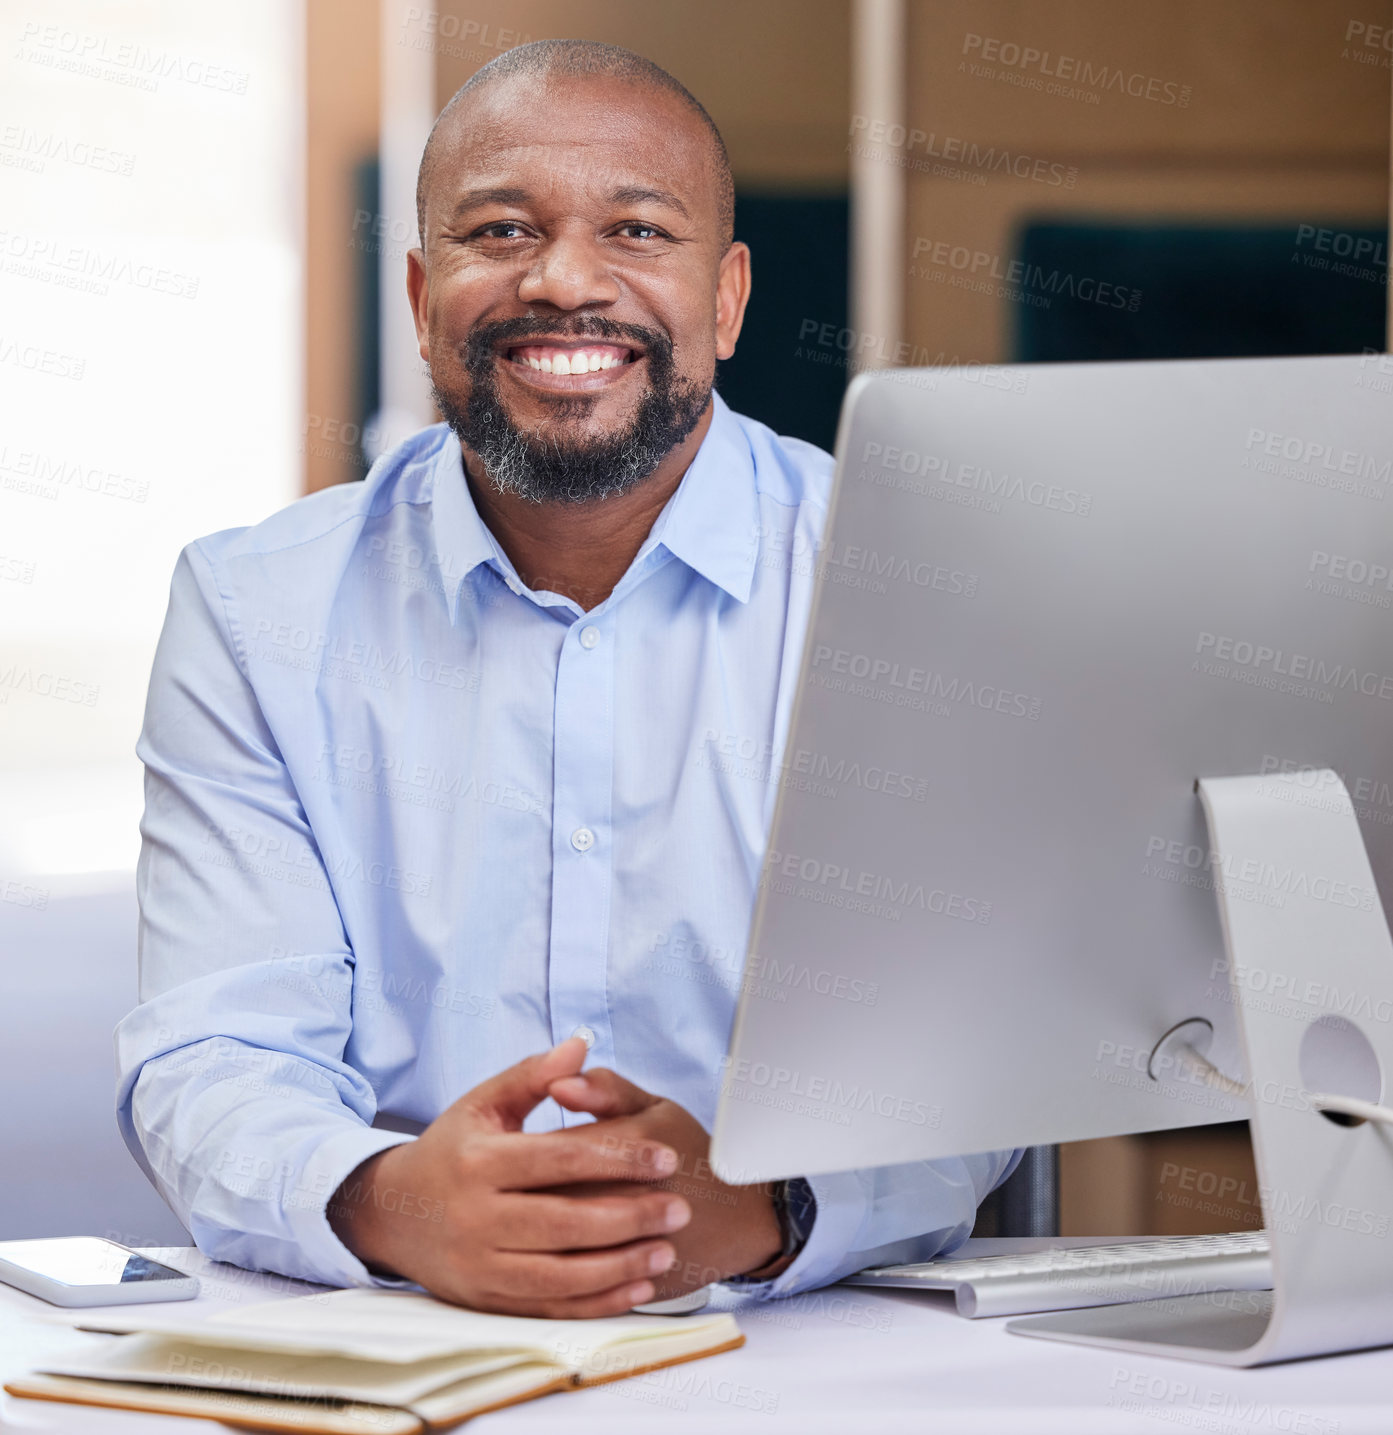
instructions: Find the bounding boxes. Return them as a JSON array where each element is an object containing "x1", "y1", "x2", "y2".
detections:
[{"x1": 516, "y1": 348, "x2": 628, "y2": 374}]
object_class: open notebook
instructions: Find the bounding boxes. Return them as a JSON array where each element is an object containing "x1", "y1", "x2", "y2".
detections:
[{"x1": 6, "y1": 1287, "x2": 745, "y2": 1433}]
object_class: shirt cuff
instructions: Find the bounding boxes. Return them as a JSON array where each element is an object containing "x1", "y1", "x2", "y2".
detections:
[
  {"x1": 284, "y1": 1124, "x2": 420, "y2": 1289},
  {"x1": 720, "y1": 1168, "x2": 867, "y2": 1300}
]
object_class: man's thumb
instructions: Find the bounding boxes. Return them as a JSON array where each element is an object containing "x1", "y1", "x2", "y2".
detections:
[{"x1": 457, "y1": 1036, "x2": 588, "y2": 1131}]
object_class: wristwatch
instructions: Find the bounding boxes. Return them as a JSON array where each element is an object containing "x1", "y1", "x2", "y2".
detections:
[
  {"x1": 730, "y1": 1176, "x2": 817, "y2": 1283},
  {"x1": 772, "y1": 1175, "x2": 817, "y2": 1263}
]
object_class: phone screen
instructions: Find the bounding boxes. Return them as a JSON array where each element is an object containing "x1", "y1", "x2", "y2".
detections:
[{"x1": 0, "y1": 1238, "x2": 187, "y2": 1286}]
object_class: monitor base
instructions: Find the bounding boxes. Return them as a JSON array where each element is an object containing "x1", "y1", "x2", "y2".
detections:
[
  {"x1": 1009, "y1": 1290, "x2": 1273, "y2": 1360},
  {"x1": 1011, "y1": 770, "x2": 1393, "y2": 1366}
]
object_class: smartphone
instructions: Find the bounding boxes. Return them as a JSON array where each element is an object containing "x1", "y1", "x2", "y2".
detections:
[{"x1": 0, "y1": 1237, "x2": 200, "y2": 1307}]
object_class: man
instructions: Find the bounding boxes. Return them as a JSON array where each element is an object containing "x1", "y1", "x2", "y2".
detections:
[{"x1": 118, "y1": 39, "x2": 1018, "y2": 1319}]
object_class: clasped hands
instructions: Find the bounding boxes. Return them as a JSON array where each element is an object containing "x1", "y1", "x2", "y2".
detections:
[{"x1": 328, "y1": 1036, "x2": 785, "y2": 1317}]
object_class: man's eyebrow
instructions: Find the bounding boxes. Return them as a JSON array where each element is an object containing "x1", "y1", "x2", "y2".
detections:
[
  {"x1": 446, "y1": 183, "x2": 693, "y2": 224},
  {"x1": 448, "y1": 186, "x2": 531, "y2": 220},
  {"x1": 609, "y1": 186, "x2": 690, "y2": 220}
]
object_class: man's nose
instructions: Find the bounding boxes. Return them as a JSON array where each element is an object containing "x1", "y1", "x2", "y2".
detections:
[{"x1": 516, "y1": 232, "x2": 622, "y2": 310}]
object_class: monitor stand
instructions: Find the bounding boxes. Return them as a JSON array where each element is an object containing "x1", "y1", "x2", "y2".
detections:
[{"x1": 1010, "y1": 769, "x2": 1393, "y2": 1365}]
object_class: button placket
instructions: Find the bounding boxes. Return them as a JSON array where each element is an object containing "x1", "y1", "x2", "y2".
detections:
[{"x1": 546, "y1": 617, "x2": 616, "y2": 1087}]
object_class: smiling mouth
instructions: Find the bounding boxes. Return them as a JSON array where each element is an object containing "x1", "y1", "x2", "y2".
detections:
[{"x1": 504, "y1": 342, "x2": 640, "y2": 376}]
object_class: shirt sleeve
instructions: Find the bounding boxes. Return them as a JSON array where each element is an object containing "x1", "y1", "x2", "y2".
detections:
[
  {"x1": 116, "y1": 543, "x2": 414, "y2": 1289},
  {"x1": 724, "y1": 1148, "x2": 1024, "y2": 1299}
]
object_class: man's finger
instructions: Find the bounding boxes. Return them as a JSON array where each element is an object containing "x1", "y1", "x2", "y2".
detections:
[
  {"x1": 464, "y1": 1281, "x2": 658, "y2": 1320},
  {"x1": 454, "y1": 1037, "x2": 589, "y2": 1132},
  {"x1": 546, "y1": 1065, "x2": 659, "y2": 1119},
  {"x1": 484, "y1": 1240, "x2": 677, "y2": 1301},
  {"x1": 480, "y1": 1130, "x2": 678, "y2": 1189},
  {"x1": 491, "y1": 1189, "x2": 691, "y2": 1252}
]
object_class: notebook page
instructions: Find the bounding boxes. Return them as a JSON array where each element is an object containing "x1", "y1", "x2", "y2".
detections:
[
  {"x1": 41, "y1": 1333, "x2": 533, "y2": 1404},
  {"x1": 204, "y1": 1289, "x2": 736, "y2": 1367},
  {"x1": 84, "y1": 1288, "x2": 735, "y2": 1366},
  {"x1": 5, "y1": 1374, "x2": 424, "y2": 1435}
]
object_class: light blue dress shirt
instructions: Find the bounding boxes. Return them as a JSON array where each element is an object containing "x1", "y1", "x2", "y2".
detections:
[{"x1": 117, "y1": 390, "x2": 1019, "y2": 1296}]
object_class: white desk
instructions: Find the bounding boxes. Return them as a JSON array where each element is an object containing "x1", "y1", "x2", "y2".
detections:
[{"x1": 2, "y1": 1248, "x2": 1390, "y2": 1434}]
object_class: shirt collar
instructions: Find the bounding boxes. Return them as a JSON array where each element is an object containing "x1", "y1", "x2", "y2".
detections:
[
  {"x1": 428, "y1": 390, "x2": 760, "y2": 621},
  {"x1": 429, "y1": 436, "x2": 515, "y2": 623},
  {"x1": 645, "y1": 391, "x2": 760, "y2": 605}
]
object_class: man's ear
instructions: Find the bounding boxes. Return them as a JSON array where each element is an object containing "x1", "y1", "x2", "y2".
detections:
[
  {"x1": 406, "y1": 248, "x2": 430, "y2": 362},
  {"x1": 715, "y1": 241, "x2": 752, "y2": 362}
]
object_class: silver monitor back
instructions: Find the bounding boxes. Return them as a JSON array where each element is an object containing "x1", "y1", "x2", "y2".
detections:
[{"x1": 711, "y1": 353, "x2": 1393, "y2": 1183}]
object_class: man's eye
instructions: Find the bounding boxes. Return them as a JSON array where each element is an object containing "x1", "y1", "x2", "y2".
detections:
[
  {"x1": 473, "y1": 222, "x2": 529, "y2": 240},
  {"x1": 616, "y1": 223, "x2": 668, "y2": 241}
]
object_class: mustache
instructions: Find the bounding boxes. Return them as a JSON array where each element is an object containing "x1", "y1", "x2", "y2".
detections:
[{"x1": 463, "y1": 314, "x2": 671, "y2": 368}]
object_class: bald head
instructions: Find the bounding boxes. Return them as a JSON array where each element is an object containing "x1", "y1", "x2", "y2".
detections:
[{"x1": 415, "y1": 39, "x2": 735, "y2": 250}]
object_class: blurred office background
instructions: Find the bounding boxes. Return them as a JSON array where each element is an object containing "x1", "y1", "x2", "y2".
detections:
[{"x1": 1, "y1": 0, "x2": 1389, "y2": 1246}]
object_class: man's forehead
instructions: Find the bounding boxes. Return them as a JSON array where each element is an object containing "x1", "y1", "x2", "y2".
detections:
[{"x1": 430, "y1": 73, "x2": 717, "y2": 220}]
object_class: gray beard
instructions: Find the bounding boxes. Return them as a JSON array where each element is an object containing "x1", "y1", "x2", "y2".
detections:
[
  {"x1": 456, "y1": 391, "x2": 704, "y2": 505},
  {"x1": 433, "y1": 316, "x2": 712, "y2": 504}
]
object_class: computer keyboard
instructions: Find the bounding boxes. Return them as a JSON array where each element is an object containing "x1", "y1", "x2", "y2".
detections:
[{"x1": 842, "y1": 1231, "x2": 1272, "y2": 1319}]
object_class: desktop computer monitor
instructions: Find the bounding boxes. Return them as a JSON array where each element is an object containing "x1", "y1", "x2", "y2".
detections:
[{"x1": 712, "y1": 352, "x2": 1393, "y2": 1185}]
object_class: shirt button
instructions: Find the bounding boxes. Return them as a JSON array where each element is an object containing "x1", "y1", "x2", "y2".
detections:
[
  {"x1": 571, "y1": 1025, "x2": 596, "y2": 1049},
  {"x1": 570, "y1": 826, "x2": 595, "y2": 852},
  {"x1": 579, "y1": 625, "x2": 600, "y2": 650}
]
